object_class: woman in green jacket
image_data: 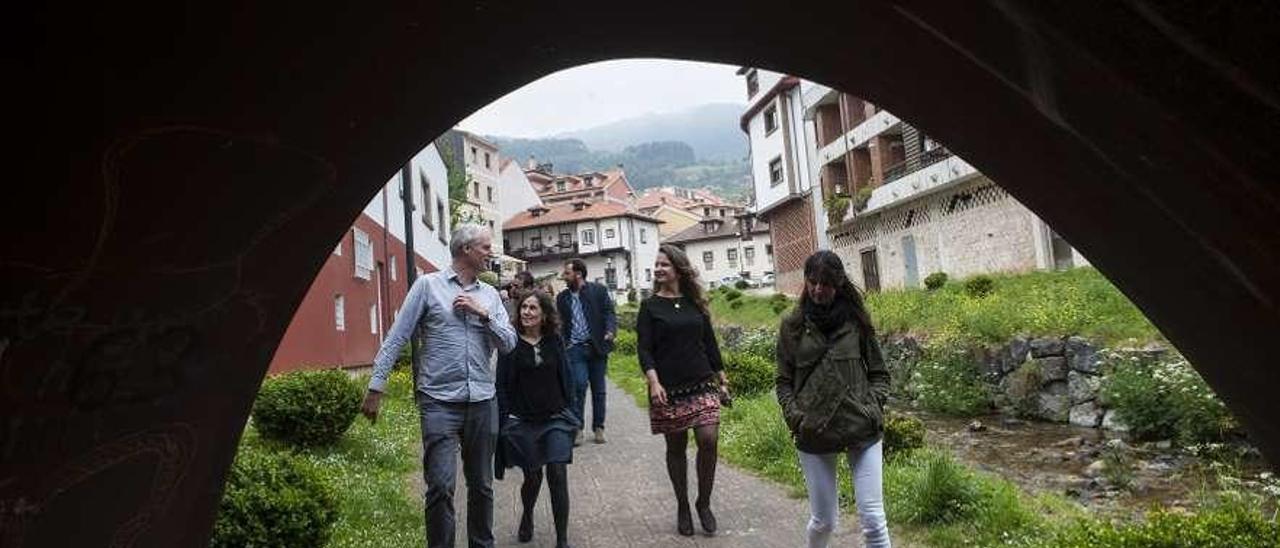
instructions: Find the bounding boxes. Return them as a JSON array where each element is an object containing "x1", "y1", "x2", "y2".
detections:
[{"x1": 775, "y1": 250, "x2": 892, "y2": 548}]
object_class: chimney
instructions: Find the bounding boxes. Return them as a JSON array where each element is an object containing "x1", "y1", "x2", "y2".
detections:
[{"x1": 526, "y1": 155, "x2": 537, "y2": 170}]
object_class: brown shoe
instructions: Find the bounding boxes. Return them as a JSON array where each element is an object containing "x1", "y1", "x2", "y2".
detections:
[{"x1": 593, "y1": 427, "x2": 607, "y2": 444}]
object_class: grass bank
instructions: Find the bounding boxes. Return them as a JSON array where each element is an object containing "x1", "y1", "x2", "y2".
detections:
[{"x1": 239, "y1": 369, "x2": 423, "y2": 548}]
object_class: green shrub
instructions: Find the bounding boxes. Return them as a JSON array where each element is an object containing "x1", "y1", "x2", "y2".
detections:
[
  {"x1": 825, "y1": 194, "x2": 851, "y2": 226},
  {"x1": 924, "y1": 272, "x2": 948, "y2": 291},
  {"x1": 211, "y1": 445, "x2": 339, "y2": 548},
  {"x1": 771, "y1": 300, "x2": 790, "y2": 314},
  {"x1": 724, "y1": 288, "x2": 743, "y2": 301},
  {"x1": 889, "y1": 450, "x2": 983, "y2": 525},
  {"x1": 1101, "y1": 442, "x2": 1135, "y2": 490},
  {"x1": 912, "y1": 334, "x2": 991, "y2": 416},
  {"x1": 627, "y1": 287, "x2": 637, "y2": 304},
  {"x1": 770, "y1": 293, "x2": 789, "y2": 304},
  {"x1": 723, "y1": 351, "x2": 775, "y2": 397},
  {"x1": 478, "y1": 271, "x2": 499, "y2": 287},
  {"x1": 613, "y1": 329, "x2": 637, "y2": 355},
  {"x1": 252, "y1": 369, "x2": 362, "y2": 448},
  {"x1": 852, "y1": 186, "x2": 873, "y2": 213},
  {"x1": 962, "y1": 275, "x2": 995, "y2": 298},
  {"x1": 616, "y1": 306, "x2": 638, "y2": 331},
  {"x1": 1045, "y1": 501, "x2": 1280, "y2": 548},
  {"x1": 884, "y1": 413, "x2": 926, "y2": 457},
  {"x1": 1100, "y1": 350, "x2": 1235, "y2": 444},
  {"x1": 735, "y1": 279, "x2": 750, "y2": 290},
  {"x1": 729, "y1": 299, "x2": 744, "y2": 309}
]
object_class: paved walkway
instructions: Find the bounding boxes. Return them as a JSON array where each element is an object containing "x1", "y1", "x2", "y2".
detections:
[{"x1": 419, "y1": 379, "x2": 863, "y2": 547}]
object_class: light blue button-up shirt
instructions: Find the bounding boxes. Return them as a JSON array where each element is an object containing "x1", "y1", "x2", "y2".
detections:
[{"x1": 368, "y1": 266, "x2": 516, "y2": 402}]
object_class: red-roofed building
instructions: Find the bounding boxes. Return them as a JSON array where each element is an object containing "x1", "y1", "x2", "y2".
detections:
[
  {"x1": 636, "y1": 186, "x2": 746, "y2": 238},
  {"x1": 504, "y1": 168, "x2": 661, "y2": 299}
]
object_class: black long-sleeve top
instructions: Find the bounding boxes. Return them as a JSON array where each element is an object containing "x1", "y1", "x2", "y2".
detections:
[
  {"x1": 636, "y1": 294, "x2": 724, "y2": 389},
  {"x1": 497, "y1": 335, "x2": 572, "y2": 420}
]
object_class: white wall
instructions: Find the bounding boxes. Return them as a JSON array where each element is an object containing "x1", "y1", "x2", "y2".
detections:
[
  {"x1": 363, "y1": 144, "x2": 451, "y2": 270},
  {"x1": 498, "y1": 161, "x2": 541, "y2": 222},
  {"x1": 504, "y1": 216, "x2": 660, "y2": 300},
  {"x1": 680, "y1": 233, "x2": 774, "y2": 286}
]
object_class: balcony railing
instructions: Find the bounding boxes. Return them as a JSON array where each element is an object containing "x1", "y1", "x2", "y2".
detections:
[
  {"x1": 507, "y1": 242, "x2": 579, "y2": 261},
  {"x1": 882, "y1": 160, "x2": 909, "y2": 184},
  {"x1": 920, "y1": 146, "x2": 952, "y2": 168}
]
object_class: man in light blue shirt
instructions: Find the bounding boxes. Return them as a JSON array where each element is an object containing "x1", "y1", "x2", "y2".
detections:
[{"x1": 361, "y1": 224, "x2": 515, "y2": 548}]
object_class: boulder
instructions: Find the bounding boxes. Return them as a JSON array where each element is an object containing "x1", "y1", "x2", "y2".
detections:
[
  {"x1": 1038, "y1": 392, "x2": 1071, "y2": 422},
  {"x1": 980, "y1": 345, "x2": 1008, "y2": 381},
  {"x1": 1066, "y1": 336, "x2": 1101, "y2": 374},
  {"x1": 1083, "y1": 459, "x2": 1106, "y2": 478},
  {"x1": 1043, "y1": 379, "x2": 1068, "y2": 396},
  {"x1": 1030, "y1": 337, "x2": 1065, "y2": 358},
  {"x1": 1009, "y1": 337, "x2": 1032, "y2": 365},
  {"x1": 1070, "y1": 401, "x2": 1104, "y2": 428},
  {"x1": 967, "y1": 420, "x2": 988, "y2": 433},
  {"x1": 1102, "y1": 410, "x2": 1130, "y2": 432},
  {"x1": 1068, "y1": 371, "x2": 1101, "y2": 403},
  {"x1": 1038, "y1": 357, "x2": 1069, "y2": 383}
]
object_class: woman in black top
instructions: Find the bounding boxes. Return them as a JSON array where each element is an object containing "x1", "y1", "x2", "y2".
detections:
[
  {"x1": 637, "y1": 244, "x2": 729, "y2": 537},
  {"x1": 496, "y1": 291, "x2": 579, "y2": 548}
]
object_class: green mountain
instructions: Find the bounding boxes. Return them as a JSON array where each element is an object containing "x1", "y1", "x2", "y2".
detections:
[{"x1": 488, "y1": 104, "x2": 752, "y2": 202}]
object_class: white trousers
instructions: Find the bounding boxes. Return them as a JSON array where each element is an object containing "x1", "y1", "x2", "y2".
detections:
[{"x1": 797, "y1": 440, "x2": 891, "y2": 548}]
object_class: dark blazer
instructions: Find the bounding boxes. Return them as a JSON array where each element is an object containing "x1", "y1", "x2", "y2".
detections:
[{"x1": 556, "y1": 281, "x2": 618, "y2": 358}]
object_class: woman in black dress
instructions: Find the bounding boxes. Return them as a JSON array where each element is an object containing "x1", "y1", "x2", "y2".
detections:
[
  {"x1": 496, "y1": 291, "x2": 579, "y2": 547},
  {"x1": 637, "y1": 244, "x2": 729, "y2": 536}
]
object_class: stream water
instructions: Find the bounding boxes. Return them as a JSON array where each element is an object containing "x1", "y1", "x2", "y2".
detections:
[{"x1": 900, "y1": 409, "x2": 1272, "y2": 519}]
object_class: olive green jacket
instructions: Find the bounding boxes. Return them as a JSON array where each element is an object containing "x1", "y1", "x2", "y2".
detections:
[{"x1": 774, "y1": 309, "x2": 891, "y2": 454}]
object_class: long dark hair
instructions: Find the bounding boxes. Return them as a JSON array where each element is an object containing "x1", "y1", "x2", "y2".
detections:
[
  {"x1": 654, "y1": 244, "x2": 709, "y2": 315},
  {"x1": 511, "y1": 290, "x2": 560, "y2": 339},
  {"x1": 800, "y1": 250, "x2": 875, "y2": 337}
]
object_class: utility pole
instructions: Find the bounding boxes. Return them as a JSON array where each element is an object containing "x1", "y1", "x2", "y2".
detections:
[{"x1": 400, "y1": 163, "x2": 419, "y2": 386}]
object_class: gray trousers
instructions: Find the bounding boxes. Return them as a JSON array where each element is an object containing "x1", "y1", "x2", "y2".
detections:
[{"x1": 419, "y1": 395, "x2": 498, "y2": 548}]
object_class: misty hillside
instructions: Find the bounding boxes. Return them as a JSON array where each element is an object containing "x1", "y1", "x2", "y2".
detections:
[
  {"x1": 560, "y1": 103, "x2": 747, "y2": 162},
  {"x1": 490, "y1": 137, "x2": 751, "y2": 202}
]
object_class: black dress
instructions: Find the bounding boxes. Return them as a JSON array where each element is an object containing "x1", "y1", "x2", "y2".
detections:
[
  {"x1": 636, "y1": 294, "x2": 726, "y2": 434},
  {"x1": 496, "y1": 334, "x2": 580, "y2": 473}
]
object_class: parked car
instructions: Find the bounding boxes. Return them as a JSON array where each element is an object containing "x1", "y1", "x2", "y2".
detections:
[{"x1": 761, "y1": 273, "x2": 776, "y2": 287}]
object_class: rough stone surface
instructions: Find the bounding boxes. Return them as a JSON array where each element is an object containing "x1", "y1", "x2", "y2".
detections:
[
  {"x1": 1043, "y1": 380, "x2": 1068, "y2": 396},
  {"x1": 1070, "y1": 401, "x2": 1104, "y2": 428},
  {"x1": 1038, "y1": 392, "x2": 1071, "y2": 423},
  {"x1": 1068, "y1": 371, "x2": 1102, "y2": 403},
  {"x1": 1030, "y1": 337, "x2": 1065, "y2": 358},
  {"x1": 440, "y1": 379, "x2": 859, "y2": 547},
  {"x1": 1083, "y1": 460, "x2": 1106, "y2": 478},
  {"x1": 1102, "y1": 410, "x2": 1130, "y2": 432},
  {"x1": 1009, "y1": 337, "x2": 1031, "y2": 365},
  {"x1": 1066, "y1": 337, "x2": 1102, "y2": 374},
  {"x1": 981, "y1": 344, "x2": 1009, "y2": 381},
  {"x1": 1038, "y1": 357, "x2": 1069, "y2": 383}
]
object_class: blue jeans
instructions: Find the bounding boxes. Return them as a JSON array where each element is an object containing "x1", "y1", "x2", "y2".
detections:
[
  {"x1": 567, "y1": 343, "x2": 608, "y2": 430},
  {"x1": 418, "y1": 395, "x2": 498, "y2": 548}
]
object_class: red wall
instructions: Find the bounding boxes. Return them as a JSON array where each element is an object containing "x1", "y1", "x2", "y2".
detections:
[{"x1": 268, "y1": 214, "x2": 438, "y2": 374}]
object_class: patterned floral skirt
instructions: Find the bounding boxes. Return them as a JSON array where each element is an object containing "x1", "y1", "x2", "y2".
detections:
[{"x1": 649, "y1": 385, "x2": 721, "y2": 435}]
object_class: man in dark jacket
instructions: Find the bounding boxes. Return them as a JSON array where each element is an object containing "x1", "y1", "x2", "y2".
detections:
[{"x1": 557, "y1": 259, "x2": 618, "y2": 445}]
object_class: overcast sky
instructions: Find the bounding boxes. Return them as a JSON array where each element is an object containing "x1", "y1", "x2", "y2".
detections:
[{"x1": 457, "y1": 59, "x2": 746, "y2": 138}]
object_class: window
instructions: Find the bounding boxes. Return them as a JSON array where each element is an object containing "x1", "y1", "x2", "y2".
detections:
[
  {"x1": 473, "y1": 181, "x2": 480, "y2": 198},
  {"x1": 746, "y1": 69, "x2": 759, "y2": 97},
  {"x1": 640, "y1": 228, "x2": 648, "y2": 243},
  {"x1": 484, "y1": 152, "x2": 491, "y2": 169},
  {"x1": 745, "y1": 246, "x2": 755, "y2": 266},
  {"x1": 334, "y1": 294, "x2": 345, "y2": 331},
  {"x1": 530, "y1": 235, "x2": 542, "y2": 250},
  {"x1": 487, "y1": 186, "x2": 493, "y2": 203},
  {"x1": 470, "y1": 146, "x2": 477, "y2": 162},
  {"x1": 333, "y1": 241, "x2": 342, "y2": 256},
  {"x1": 719, "y1": 209, "x2": 726, "y2": 217},
  {"x1": 704, "y1": 207, "x2": 711, "y2": 216},
  {"x1": 556, "y1": 180, "x2": 566, "y2": 192},
  {"x1": 764, "y1": 105, "x2": 778, "y2": 134},
  {"x1": 583, "y1": 229, "x2": 595, "y2": 245},
  {"x1": 727, "y1": 248, "x2": 738, "y2": 268},
  {"x1": 369, "y1": 304, "x2": 378, "y2": 335},
  {"x1": 437, "y1": 201, "x2": 447, "y2": 243},
  {"x1": 353, "y1": 228, "x2": 373, "y2": 280},
  {"x1": 769, "y1": 157, "x2": 784, "y2": 186},
  {"x1": 645, "y1": 268, "x2": 652, "y2": 281},
  {"x1": 420, "y1": 171, "x2": 433, "y2": 229},
  {"x1": 703, "y1": 250, "x2": 714, "y2": 270},
  {"x1": 605, "y1": 228, "x2": 615, "y2": 239},
  {"x1": 604, "y1": 266, "x2": 617, "y2": 289},
  {"x1": 390, "y1": 255, "x2": 397, "y2": 281},
  {"x1": 766, "y1": 243, "x2": 774, "y2": 257}
]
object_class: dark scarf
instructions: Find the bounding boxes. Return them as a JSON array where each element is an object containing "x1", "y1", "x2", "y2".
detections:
[{"x1": 803, "y1": 294, "x2": 855, "y2": 337}]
